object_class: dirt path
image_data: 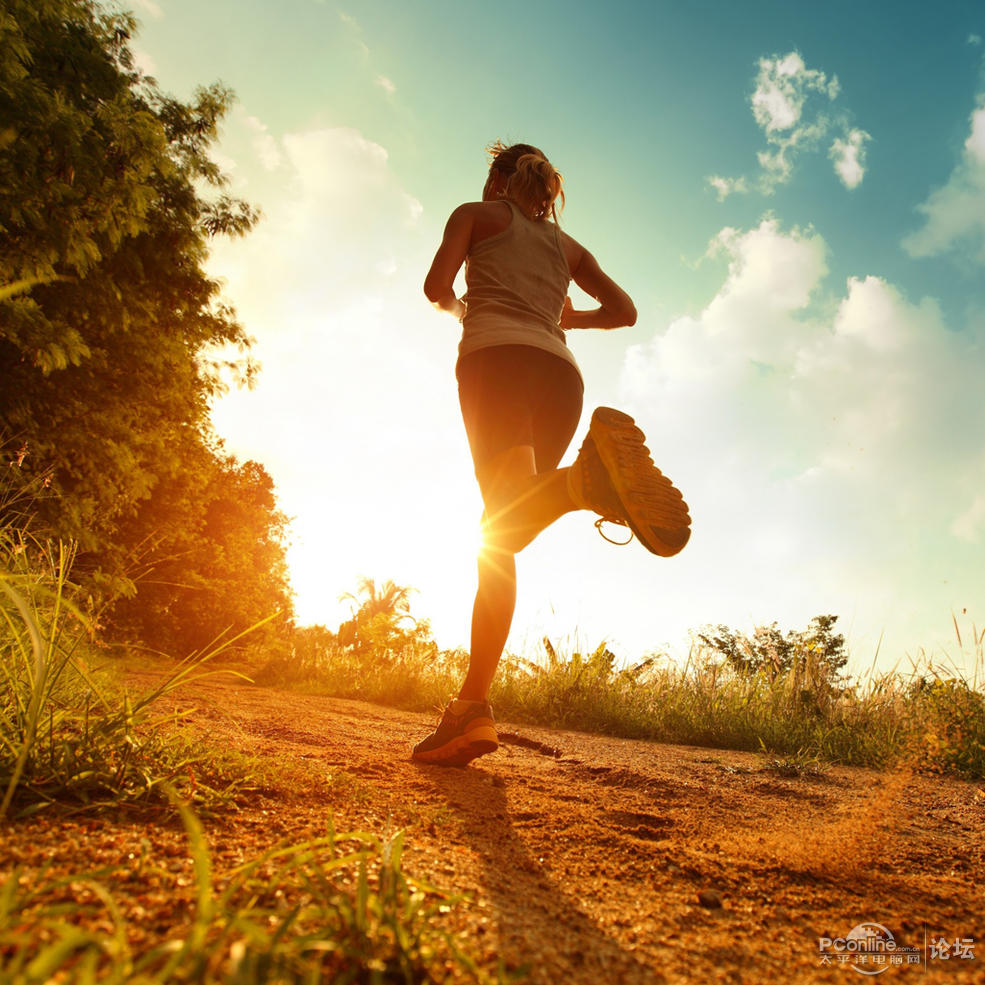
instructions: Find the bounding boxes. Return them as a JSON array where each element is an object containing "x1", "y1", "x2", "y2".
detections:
[{"x1": 6, "y1": 674, "x2": 984, "y2": 983}]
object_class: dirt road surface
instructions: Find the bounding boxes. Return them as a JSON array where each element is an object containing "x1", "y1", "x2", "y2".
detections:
[{"x1": 5, "y1": 675, "x2": 984, "y2": 983}]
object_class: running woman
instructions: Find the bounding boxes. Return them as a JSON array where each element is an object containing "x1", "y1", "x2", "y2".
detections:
[{"x1": 413, "y1": 142, "x2": 690, "y2": 767}]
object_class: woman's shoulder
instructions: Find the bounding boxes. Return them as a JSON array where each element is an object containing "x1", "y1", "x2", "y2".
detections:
[
  {"x1": 453, "y1": 200, "x2": 513, "y2": 248},
  {"x1": 449, "y1": 199, "x2": 511, "y2": 218}
]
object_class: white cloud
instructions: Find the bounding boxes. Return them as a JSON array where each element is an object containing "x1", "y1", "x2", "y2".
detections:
[
  {"x1": 969, "y1": 34, "x2": 983, "y2": 46},
  {"x1": 829, "y1": 127, "x2": 870, "y2": 189},
  {"x1": 339, "y1": 10, "x2": 370, "y2": 59},
  {"x1": 708, "y1": 175, "x2": 748, "y2": 201},
  {"x1": 132, "y1": 0, "x2": 163, "y2": 19},
  {"x1": 620, "y1": 218, "x2": 985, "y2": 666},
  {"x1": 903, "y1": 95, "x2": 985, "y2": 262},
  {"x1": 966, "y1": 101, "x2": 985, "y2": 162},
  {"x1": 242, "y1": 114, "x2": 282, "y2": 171},
  {"x1": 375, "y1": 74, "x2": 397, "y2": 96},
  {"x1": 131, "y1": 46, "x2": 157, "y2": 77},
  {"x1": 952, "y1": 493, "x2": 985, "y2": 542},
  {"x1": 708, "y1": 51, "x2": 869, "y2": 197},
  {"x1": 750, "y1": 52, "x2": 839, "y2": 134},
  {"x1": 705, "y1": 220, "x2": 827, "y2": 324}
]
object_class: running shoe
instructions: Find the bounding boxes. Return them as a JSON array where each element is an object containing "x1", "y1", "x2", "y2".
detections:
[
  {"x1": 412, "y1": 699, "x2": 499, "y2": 767},
  {"x1": 573, "y1": 406, "x2": 691, "y2": 557}
]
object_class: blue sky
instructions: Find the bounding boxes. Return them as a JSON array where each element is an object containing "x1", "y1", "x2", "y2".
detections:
[{"x1": 130, "y1": 0, "x2": 985, "y2": 676}]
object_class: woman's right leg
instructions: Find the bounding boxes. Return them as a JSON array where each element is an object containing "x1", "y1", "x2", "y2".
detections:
[
  {"x1": 457, "y1": 443, "x2": 578, "y2": 702},
  {"x1": 459, "y1": 542, "x2": 516, "y2": 703},
  {"x1": 412, "y1": 445, "x2": 559, "y2": 763}
]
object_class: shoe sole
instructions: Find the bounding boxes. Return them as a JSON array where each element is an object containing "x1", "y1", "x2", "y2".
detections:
[
  {"x1": 589, "y1": 407, "x2": 691, "y2": 557},
  {"x1": 412, "y1": 726, "x2": 499, "y2": 767}
]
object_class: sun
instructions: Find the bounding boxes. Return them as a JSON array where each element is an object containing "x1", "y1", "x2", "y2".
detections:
[{"x1": 283, "y1": 471, "x2": 485, "y2": 641}]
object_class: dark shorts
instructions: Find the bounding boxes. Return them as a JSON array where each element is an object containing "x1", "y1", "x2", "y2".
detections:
[{"x1": 456, "y1": 344, "x2": 584, "y2": 474}]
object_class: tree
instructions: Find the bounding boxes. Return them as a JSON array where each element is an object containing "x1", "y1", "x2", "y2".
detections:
[
  {"x1": 2, "y1": 0, "x2": 256, "y2": 556},
  {"x1": 0, "y1": 0, "x2": 288, "y2": 649},
  {"x1": 337, "y1": 577, "x2": 419, "y2": 653},
  {"x1": 107, "y1": 441, "x2": 293, "y2": 655},
  {"x1": 698, "y1": 614, "x2": 849, "y2": 685}
]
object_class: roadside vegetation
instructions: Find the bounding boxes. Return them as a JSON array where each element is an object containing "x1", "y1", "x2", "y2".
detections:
[{"x1": 261, "y1": 582, "x2": 985, "y2": 782}]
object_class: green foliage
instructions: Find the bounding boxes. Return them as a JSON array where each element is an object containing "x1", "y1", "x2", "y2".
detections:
[
  {"x1": 263, "y1": 599, "x2": 985, "y2": 780},
  {"x1": 906, "y1": 675, "x2": 985, "y2": 778},
  {"x1": 0, "y1": 795, "x2": 508, "y2": 984},
  {"x1": 337, "y1": 577, "x2": 419, "y2": 653},
  {"x1": 257, "y1": 578, "x2": 456, "y2": 704},
  {"x1": 492, "y1": 638, "x2": 655, "y2": 736},
  {"x1": 697, "y1": 613, "x2": 848, "y2": 685},
  {"x1": 257, "y1": 627, "x2": 462, "y2": 713},
  {"x1": 0, "y1": 0, "x2": 287, "y2": 645},
  {"x1": 0, "y1": 0, "x2": 164, "y2": 297}
]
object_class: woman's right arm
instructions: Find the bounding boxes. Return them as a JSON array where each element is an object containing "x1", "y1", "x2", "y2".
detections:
[
  {"x1": 424, "y1": 204, "x2": 473, "y2": 321},
  {"x1": 560, "y1": 235, "x2": 637, "y2": 330}
]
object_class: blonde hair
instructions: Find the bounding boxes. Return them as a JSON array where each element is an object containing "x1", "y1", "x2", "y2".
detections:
[{"x1": 486, "y1": 141, "x2": 565, "y2": 223}]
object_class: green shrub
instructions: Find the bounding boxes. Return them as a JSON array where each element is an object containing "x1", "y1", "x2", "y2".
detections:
[{"x1": 906, "y1": 676, "x2": 985, "y2": 777}]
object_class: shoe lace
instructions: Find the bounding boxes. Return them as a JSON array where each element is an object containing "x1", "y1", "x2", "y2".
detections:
[{"x1": 595, "y1": 516, "x2": 633, "y2": 546}]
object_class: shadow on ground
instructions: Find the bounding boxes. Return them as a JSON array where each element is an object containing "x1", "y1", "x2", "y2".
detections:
[{"x1": 416, "y1": 762, "x2": 666, "y2": 984}]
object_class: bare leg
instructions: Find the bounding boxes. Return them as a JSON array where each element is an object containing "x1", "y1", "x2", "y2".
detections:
[
  {"x1": 458, "y1": 546, "x2": 515, "y2": 702},
  {"x1": 458, "y1": 447, "x2": 578, "y2": 702}
]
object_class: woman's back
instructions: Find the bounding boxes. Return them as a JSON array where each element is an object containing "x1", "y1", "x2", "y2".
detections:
[{"x1": 460, "y1": 200, "x2": 573, "y2": 367}]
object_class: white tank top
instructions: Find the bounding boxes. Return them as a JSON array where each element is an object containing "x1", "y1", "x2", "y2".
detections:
[{"x1": 458, "y1": 202, "x2": 579, "y2": 376}]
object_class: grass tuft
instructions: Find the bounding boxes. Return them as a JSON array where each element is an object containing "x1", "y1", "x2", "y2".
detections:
[{"x1": 1, "y1": 789, "x2": 512, "y2": 984}]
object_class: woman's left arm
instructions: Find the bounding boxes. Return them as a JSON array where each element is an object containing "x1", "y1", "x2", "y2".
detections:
[{"x1": 424, "y1": 204, "x2": 473, "y2": 321}]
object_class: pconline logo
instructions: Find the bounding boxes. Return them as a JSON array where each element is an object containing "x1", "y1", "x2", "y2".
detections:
[{"x1": 818, "y1": 923, "x2": 922, "y2": 975}]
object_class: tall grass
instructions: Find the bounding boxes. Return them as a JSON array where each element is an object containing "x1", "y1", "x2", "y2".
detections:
[
  {"x1": 0, "y1": 529, "x2": 269, "y2": 816},
  {"x1": 256, "y1": 638, "x2": 471, "y2": 713},
  {"x1": 0, "y1": 468, "x2": 277, "y2": 816},
  {"x1": 266, "y1": 631, "x2": 985, "y2": 779}
]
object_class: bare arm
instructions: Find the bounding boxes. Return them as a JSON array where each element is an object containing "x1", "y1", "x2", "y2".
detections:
[
  {"x1": 424, "y1": 205, "x2": 473, "y2": 321},
  {"x1": 560, "y1": 236, "x2": 637, "y2": 330}
]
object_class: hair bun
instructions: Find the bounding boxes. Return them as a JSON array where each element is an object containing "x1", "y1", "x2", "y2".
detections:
[{"x1": 486, "y1": 142, "x2": 565, "y2": 221}]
